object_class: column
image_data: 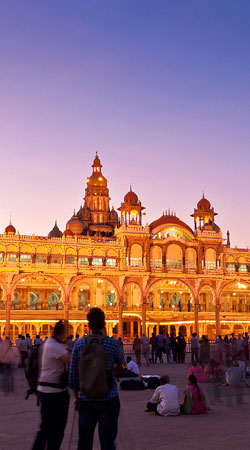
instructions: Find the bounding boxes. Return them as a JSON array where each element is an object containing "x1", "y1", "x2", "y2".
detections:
[
  {"x1": 130, "y1": 320, "x2": 134, "y2": 338},
  {"x1": 215, "y1": 297, "x2": 221, "y2": 337},
  {"x1": 5, "y1": 293, "x2": 11, "y2": 337},
  {"x1": 142, "y1": 301, "x2": 146, "y2": 336},
  {"x1": 118, "y1": 300, "x2": 123, "y2": 338},
  {"x1": 194, "y1": 297, "x2": 199, "y2": 336},
  {"x1": 64, "y1": 293, "x2": 69, "y2": 322}
]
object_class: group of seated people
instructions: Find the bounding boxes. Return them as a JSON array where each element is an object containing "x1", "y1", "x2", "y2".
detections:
[
  {"x1": 146, "y1": 374, "x2": 207, "y2": 416},
  {"x1": 188, "y1": 357, "x2": 248, "y2": 386},
  {"x1": 114, "y1": 356, "x2": 140, "y2": 378}
]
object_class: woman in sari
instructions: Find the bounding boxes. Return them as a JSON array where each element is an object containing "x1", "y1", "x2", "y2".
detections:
[{"x1": 183, "y1": 374, "x2": 208, "y2": 414}]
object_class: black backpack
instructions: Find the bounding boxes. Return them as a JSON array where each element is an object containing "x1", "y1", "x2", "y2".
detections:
[
  {"x1": 24, "y1": 345, "x2": 40, "y2": 400},
  {"x1": 78, "y1": 335, "x2": 112, "y2": 398}
]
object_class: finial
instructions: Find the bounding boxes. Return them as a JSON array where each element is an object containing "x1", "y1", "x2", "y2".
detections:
[
  {"x1": 130, "y1": 183, "x2": 132, "y2": 191},
  {"x1": 73, "y1": 208, "x2": 76, "y2": 216},
  {"x1": 10, "y1": 211, "x2": 12, "y2": 225},
  {"x1": 202, "y1": 190, "x2": 205, "y2": 198},
  {"x1": 55, "y1": 219, "x2": 57, "y2": 226}
]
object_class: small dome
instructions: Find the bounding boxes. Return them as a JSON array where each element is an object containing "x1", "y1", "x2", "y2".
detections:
[
  {"x1": 66, "y1": 212, "x2": 84, "y2": 235},
  {"x1": 197, "y1": 194, "x2": 211, "y2": 210},
  {"x1": 124, "y1": 188, "x2": 138, "y2": 204},
  {"x1": 48, "y1": 221, "x2": 62, "y2": 238},
  {"x1": 5, "y1": 222, "x2": 16, "y2": 234},
  {"x1": 63, "y1": 228, "x2": 74, "y2": 237}
]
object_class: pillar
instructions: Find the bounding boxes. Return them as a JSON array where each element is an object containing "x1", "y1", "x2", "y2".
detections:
[
  {"x1": 5, "y1": 293, "x2": 11, "y2": 337},
  {"x1": 142, "y1": 302, "x2": 146, "y2": 336},
  {"x1": 64, "y1": 293, "x2": 69, "y2": 322},
  {"x1": 130, "y1": 320, "x2": 134, "y2": 338},
  {"x1": 118, "y1": 299, "x2": 123, "y2": 338},
  {"x1": 194, "y1": 297, "x2": 199, "y2": 336},
  {"x1": 215, "y1": 297, "x2": 221, "y2": 337}
]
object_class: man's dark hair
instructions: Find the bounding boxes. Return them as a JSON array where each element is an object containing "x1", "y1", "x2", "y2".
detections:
[
  {"x1": 87, "y1": 308, "x2": 105, "y2": 331},
  {"x1": 160, "y1": 375, "x2": 170, "y2": 385},
  {"x1": 53, "y1": 320, "x2": 67, "y2": 337},
  {"x1": 127, "y1": 356, "x2": 131, "y2": 363}
]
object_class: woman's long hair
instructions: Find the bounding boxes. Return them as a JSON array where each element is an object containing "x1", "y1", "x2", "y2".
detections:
[{"x1": 189, "y1": 374, "x2": 201, "y2": 401}]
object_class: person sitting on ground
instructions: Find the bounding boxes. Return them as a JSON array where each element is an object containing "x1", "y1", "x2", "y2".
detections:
[
  {"x1": 182, "y1": 374, "x2": 208, "y2": 414},
  {"x1": 125, "y1": 356, "x2": 139, "y2": 377},
  {"x1": 146, "y1": 375, "x2": 180, "y2": 416},
  {"x1": 225, "y1": 360, "x2": 246, "y2": 386},
  {"x1": 188, "y1": 360, "x2": 206, "y2": 383}
]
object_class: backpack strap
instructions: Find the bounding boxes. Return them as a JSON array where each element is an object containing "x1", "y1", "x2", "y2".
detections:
[{"x1": 85, "y1": 334, "x2": 106, "y2": 345}]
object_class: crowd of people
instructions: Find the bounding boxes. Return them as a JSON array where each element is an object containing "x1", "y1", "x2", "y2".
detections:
[{"x1": 0, "y1": 321, "x2": 250, "y2": 449}]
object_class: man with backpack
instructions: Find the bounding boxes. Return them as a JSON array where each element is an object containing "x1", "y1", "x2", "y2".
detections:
[{"x1": 69, "y1": 307, "x2": 124, "y2": 450}]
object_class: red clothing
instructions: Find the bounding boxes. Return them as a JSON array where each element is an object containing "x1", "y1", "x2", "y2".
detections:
[
  {"x1": 184, "y1": 384, "x2": 207, "y2": 415},
  {"x1": 188, "y1": 365, "x2": 206, "y2": 383}
]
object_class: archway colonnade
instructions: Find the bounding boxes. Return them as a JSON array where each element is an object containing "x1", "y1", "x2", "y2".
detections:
[{"x1": 0, "y1": 273, "x2": 250, "y2": 340}]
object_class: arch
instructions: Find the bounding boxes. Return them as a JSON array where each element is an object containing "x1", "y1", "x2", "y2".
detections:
[
  {"x1": 233, "y1": 324, "x2": 244, "y2": 335},
  {"x1": 36, "y1": 245, "x2": 48, "y2": 254},
  {"x1": 239, "y1": 256, "x2": 247, "y2": 263},
  {"x1": 205, "y1": 248, "x2": 216, "y2": 270},
  {"x1": 92, "y1": 248, "x2": 105, "y2": 257},
  {"x1": 6, "y1": 244, "x2": 18, "y2": 252},
  {"x1": 10, "y1": 273, "x2": 66, "y2": 300},
  {"x1": 130, "y1": 243, "x2": 143, "y2": 267},
  {"x1": 79, "y1": 248, "x2": 90, "y2": 256},
  {"x1": 185, "y1": 247, "x2": 197, "y2": 269},
  {"x1": 20, "y1": 244, "x2": 33, "y2": 253},
  {"x1": 65, "y1": 247, "x2": 77, "y2": 255},
  {"x1": 220, "y1": 280, "x2": 250, "y2": 313},
  {"x1": 39, "y1": 323, "x2": 54, "y2": 339},
  {"x1": 145, "y1": 277, "x2": 196, "y2": 300},
  {"x1": 68, "y1": 275, "x2": 120, "y2": 300},
  {"x1": 150, "y1": 245, "x2": 162, "y2": 268},
  {"x1": 227, "y1": 256, "x2": 235, "y2": 263},
  {"x1": 106, "y1": 248, "x2": 117, "y2": 258},
  {"x1": 51, "y1": 246, "x2": 63, "y2": 255},
  {"x1": 166, "y1": 244, "x2": 183, "y2": 269}
]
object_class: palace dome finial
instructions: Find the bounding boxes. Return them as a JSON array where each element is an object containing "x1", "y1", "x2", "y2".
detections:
[{"x1": 197, "y1": 193, "x2": 211, "y2": 210}]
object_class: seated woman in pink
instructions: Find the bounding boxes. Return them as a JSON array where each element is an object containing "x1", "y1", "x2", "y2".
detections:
[
  {"x1": 183, "y1": 375, "x2": 208, "y2": 414},
  {"x1": 188, "y1": 361, "x2": 206, "y2": 383}
]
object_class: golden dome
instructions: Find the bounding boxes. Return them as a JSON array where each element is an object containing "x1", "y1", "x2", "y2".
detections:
[
  {"x1": 5, "y1": 222, "x2": 16, "y2": 234},
  {"x1": 197, "y1": 194, "x2": 211, "y2": 210},
  {"x1": 66, "y1": 212, "x2": 84, "y2": 235}
]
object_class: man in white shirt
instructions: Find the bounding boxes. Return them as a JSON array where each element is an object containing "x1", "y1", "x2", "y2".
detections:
[
  {"x1": 32, "y1": 320, "x2": 71, "y2": 450},
  {"x1": 125, "y1": 356, "x2": 139, "y2": 377},
  {"x1": 146, "y1": 375, "x2": 180, "y2": 416}
]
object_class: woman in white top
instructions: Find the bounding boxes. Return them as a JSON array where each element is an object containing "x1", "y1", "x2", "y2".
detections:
[{"x1": 32, "y1": 320, "x2": 71, "y2": 450}]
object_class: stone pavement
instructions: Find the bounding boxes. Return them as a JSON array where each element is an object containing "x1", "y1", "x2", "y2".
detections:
[{"x1": 1, "y1": 359, "x2": 250, "y2": 450}]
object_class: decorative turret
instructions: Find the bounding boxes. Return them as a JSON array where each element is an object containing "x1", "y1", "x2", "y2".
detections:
[
  {"x1": 118, "y1": 186, "x2": 145, "y2": 225},
  {"x1": 226, "y1": 230, "x2": 230, "y2": 248},
  {"x1": 191, "y1": 194, "x2": 218, "y2": 231},
  {"x1": 66, "y1": 210, "x2": 84, "y2": 235}
]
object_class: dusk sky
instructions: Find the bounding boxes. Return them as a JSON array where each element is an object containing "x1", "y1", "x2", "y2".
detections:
[{"x1": 0, "y1": 1, "x2": 250, "y2": 246}]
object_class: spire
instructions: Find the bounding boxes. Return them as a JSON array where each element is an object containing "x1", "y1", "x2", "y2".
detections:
[
  {"x1": 227, "y1": 230, "x2": 230, "y2": 248},
  {"x1": 92, "y1": 152, "x2": 102, "y2": 173}
]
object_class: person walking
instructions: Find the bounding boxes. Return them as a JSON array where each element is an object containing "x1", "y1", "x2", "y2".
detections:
[
  {"x1": 133, "y1": 334, "x2": 141, "y2": 365},
  {"x1": 243, "y1": 332, "x2": 249, "y2": 361},
  {"x1": 176, "y1": 332, "x2": 186, "y2": 363},
  {"x1": 141, "y1": 334, "x2": 150, "y2": 366},
  {"x1": 216, "y1": 335, "x2": 224, "y2": 363},
  {"x1": 69, "y1": 307, "x2": 124, "y2": 450},
  {"x1": 230, "y1": 333, "x2": 238, "y2": 360},
  {"x1": 165, "y1": 333, "x2": 172, "y2": 363},
  {"x1": 32, "y1": 320, "x2": 71, "y2": 450},
  {"x1": 190, "y1": 333, "x2": 199, "y2": 364},
  {"x1": 19, "y1": 336, "x2": 29, "y2": 368},
  {"x1": 149, "y1": 332, "x2": 158, "y2": 364},
  {"x1": 223, "y1": 335, "x2": 231, "y2": 365},
  {"x1": 170, "y1": 333, "x2": 177, "y2": 363},
  {"x1": 156, "y1": 331, "x2": 165, "y2": 363}
]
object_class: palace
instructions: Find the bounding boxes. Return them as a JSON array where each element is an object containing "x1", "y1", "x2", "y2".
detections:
[{"x1": 0, "y1": 153, "x2": 250, "y2": 341}]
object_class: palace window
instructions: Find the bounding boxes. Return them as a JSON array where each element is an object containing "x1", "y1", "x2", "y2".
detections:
[
  {"x1": 92, "y1": 257, "x2": 103, "y2": 266},
  {"x1": 130, "y1": 257, "x2": 142, "y2": 267},
  {"x1": 205, "y1": 261, "x2": 216, "y2": 270},
  {"x1": 78, "y1": 257, "x2": 88, "y2": 265},
  {"x1": 7, "y1": 253, "x2": 16, "y2": 262},
  {"x1": 185, "y1": 261, "x2": 196, "y2": 270},
  {"x1": 106, "y1": 258, "x2": 116, "y2": 266},
  {"x1": 150, "y1": 259, "x2": 162, "y2": 268},
  {"x1": 20, "y1": 254, "x2": 32, "y2": 263},
  {"x1": 51, "y1": 256, "x2": 62, "y2": 264},
  {"x1": 166, "y1": 259, "x2": 182, "y2": 269},
  {"x1": 0, "y1": 253, "x2": 3, "y2": 262},
  {"x1": 227, "y1": 263, "x2": 235, "y2": 272},
  {"x1": 239, "y1": 264, "x2": 247, "y2": 273},
  {"x1": 36, "y1": 255, "x2": 47, "y2": 264},
  {"x1": 65, "y1": 256, "x2": 75, "y2": 265}
]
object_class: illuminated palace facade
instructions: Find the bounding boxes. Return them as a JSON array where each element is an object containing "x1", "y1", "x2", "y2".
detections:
[{"x1": 1, "y1": 154, "x2": 250, "y2": 341}]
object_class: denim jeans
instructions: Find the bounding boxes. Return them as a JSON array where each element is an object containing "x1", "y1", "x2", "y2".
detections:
[
  {"x1": 78, "y1": 396, "x2": 120, "y2": 450},
  {"x1": 165, "y1": 346, "x2": 171, "y2": 363},
  {"x1": 32, "y1": 390, "x2": 70, "y2": 450}
]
